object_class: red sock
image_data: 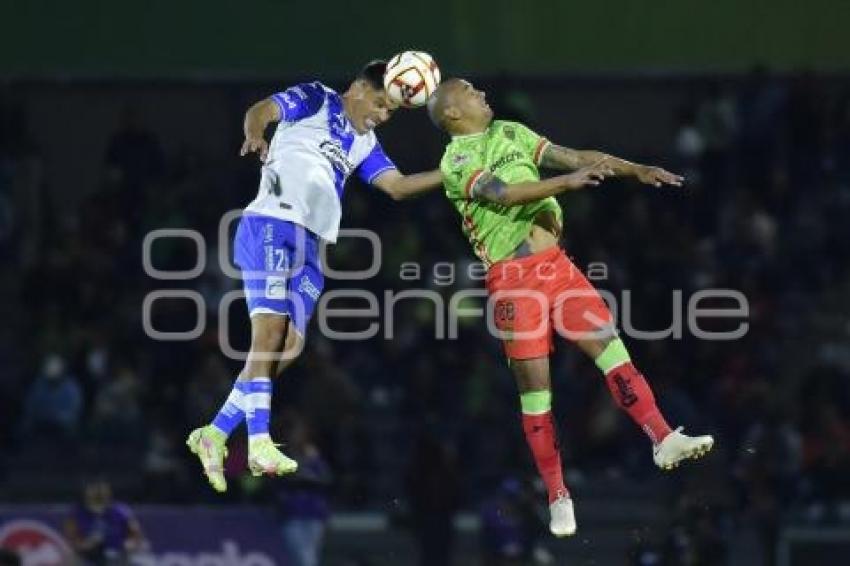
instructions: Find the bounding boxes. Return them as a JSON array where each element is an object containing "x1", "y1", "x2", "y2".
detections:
[
  {"x1": 604, "y1": 362, "x2": 672, "y2": 444},
  {"x1": 521, "y1": 412, "x2": 568, "y2": 503}
]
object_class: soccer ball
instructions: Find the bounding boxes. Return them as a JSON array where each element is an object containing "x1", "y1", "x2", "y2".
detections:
[{"x1": 383, "y1": 51, "x2": 441, "y2": 108}]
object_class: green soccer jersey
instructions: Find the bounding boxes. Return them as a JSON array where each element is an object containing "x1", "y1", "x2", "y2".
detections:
[{"x1": 440, "y1": 120, "x2": 562, "y2": 266}]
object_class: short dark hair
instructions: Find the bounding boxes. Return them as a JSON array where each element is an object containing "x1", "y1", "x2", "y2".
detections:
[{"x1": 357, "y1": 60, "x2": 387, "y2": 91}]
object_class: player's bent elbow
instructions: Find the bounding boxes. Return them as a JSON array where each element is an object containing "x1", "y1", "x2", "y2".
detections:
[
  {"x1": 378, "y1": 186, "x2": 402, "y2": 201},
  {"x1": 385, "y1": 180, "x2": 411, "y2": 201},
  {"x1": 500, "y1": 191, "x2": 523, "y2": 206},
  {"x1": 373, "y1": 173, "x2": 407, "y2": 201},
  {"x1": 249, "y1": 99, "x2": 280, "y2": 124}
]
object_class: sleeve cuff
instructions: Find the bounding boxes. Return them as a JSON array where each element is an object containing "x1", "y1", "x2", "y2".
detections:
[
  {"x1": 270, "y1": 93, "x2": 288, "y2": 120},
  {"x1": 533, "y1": 138, "x2": 551, "y2": 166},
  {"x1": 464, "y1": 169, "x2": 485, "y2": 198},
  {"x1": 367, "y1": 165, "x2": 397, "y2": 185}
]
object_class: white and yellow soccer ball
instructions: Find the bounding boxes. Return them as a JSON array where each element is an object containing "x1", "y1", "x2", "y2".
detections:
[{"x1": 383, "y1": 51, "x2": 441, "y2": 108}]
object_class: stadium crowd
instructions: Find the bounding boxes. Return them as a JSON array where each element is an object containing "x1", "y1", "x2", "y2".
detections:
[{"x1": 0, "y1": 68, "x2": 849, "y2": 565}]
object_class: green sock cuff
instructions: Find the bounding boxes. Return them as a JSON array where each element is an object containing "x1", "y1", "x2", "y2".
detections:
[
  {"x1": 520, "y1": 390, "x2": 552, "y2": 415},
  {"x1": 595, "y1": 338, "x2": 631, "y2": 374}
]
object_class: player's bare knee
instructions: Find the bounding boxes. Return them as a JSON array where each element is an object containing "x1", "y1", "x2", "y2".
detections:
[
  {"x1": 593, "y1": 323, "x2": 618, "y2": 343},
  {"x1": 273, "y1": 331, "x2": 304, "y2": 377},
  {"x1": 251, "y1": 315, "x2": 289, "y2": 354},
  {"x1": 577, "y1": 325, "x2": 619, "y2": 358},
  {"x1": 511, "y1": 357, "x2": 551, "y2": 392}
]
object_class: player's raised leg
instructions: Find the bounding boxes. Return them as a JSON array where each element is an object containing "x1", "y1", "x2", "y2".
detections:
[
  {"x1": 187, "y1": 313, "x2": 302, "y2": 491},
  {"x1": 511, "y1": 357, "x2": 576, "y2": 538},
  {"x1": 585, "y1": 333, "x2": 713, "y2": 468},
  {"x1": 552, "y1": 255, "x2": 714, "y2": 468},
  {"x1": 187, "y1": 216, "x2": 319, "y2": 491}
]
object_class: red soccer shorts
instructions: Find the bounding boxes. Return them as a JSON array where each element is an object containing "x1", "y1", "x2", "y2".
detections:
[{"x1": 485, "y1": 246, "x2": 613, "y2": 360}]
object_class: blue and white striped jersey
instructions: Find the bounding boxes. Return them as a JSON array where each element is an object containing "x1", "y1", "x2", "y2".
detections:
[{"x1": 244, "y1": 81, "x2": 397, "y2": 242}]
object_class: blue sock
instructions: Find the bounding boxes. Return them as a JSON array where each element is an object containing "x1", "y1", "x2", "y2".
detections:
[
  {"x1": 211, "y1": 380, "x2": 250, "y2": 437},
  {"x1": 244, "y1": 377, "x2": 273, "y2": 444}
]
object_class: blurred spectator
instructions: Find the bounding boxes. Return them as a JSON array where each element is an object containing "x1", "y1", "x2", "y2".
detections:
[
  {"x1": 829, "y1": 94, "x2": 850, "y2": 178},
  {"x1": 673, "y1": 106, "x2": 705, "y2": 182},
  {"x1": 64, "y1": 479, "x2": 147, "y2": 565},
  {"x1": 0, "y1": 94, "x2": 43, "y2": 268},
  {"x1": 20, "y1": 353, "x2": 83, "y2": 440},
  {"x1": 104, "y1": 107, "x2": 164, "y2": 192},
  {"x1": 405, "y1": 429, "x2": 460, "y2": 566},
  {"x1": 802, "y1": 401, "x2": 850, "y2": 510},
  {"x1": 143, "y1": 424, "x2": 190, "y2": 501},
  {"x1": 696, "y1": 82, "x2": 737, "y2": 189},
  {"x1": 737, "y1": 66, "x2": 787, "y2": 190},
  {"x1": 479, "y1": 478, "x2": 546, "y2": 566},
  {"x1": 89, "y1": 363, "x2": 145, "y2": 446},
  {"x1": 630, "y1": 495, "x2": 729, "y2": 566},
  {"x1": 274, "y1": 412, "x2": 332, "y2": 566},
  {"x1": 184, "y1": 352, "x2": 233, "y2": 427},
  {"x1": 787, "y1": 70, "x2": 827, "y2": 186},
  {"x1": 1, "y1": 72, "x2": 849, "y2": 565},
  {"x1": 295, "y1": 341, "x2": 366, "y2": 501},
  {"x1": 735, "y1": 395, "x2": 802, "y2": 566}
]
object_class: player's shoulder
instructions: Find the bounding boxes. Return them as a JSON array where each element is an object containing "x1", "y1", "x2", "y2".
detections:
[
  {"x1": 491, "y1": 119, "x2": 518, "y2": 130},
  {"x1": 439, "y1": 143, "x2": 478, "y2": 193},
  {"x1": 491, "y1": 120, "x2": 531, "y2": 138},
  {"x1": 315, "y1": 81, "x2": 336, "y2": 94},
  {"x1": 315, "y1": 81, "x2": 343, "y2": 103},
  {"x1": 440, "y1": 139, "x2": 466, "y2": 168},
  {"x1": 274, "y1": 81, "x2": 331, "y2": 123},
  {"x1": 110, "y1": 502, "x2": 136, "y2": 520},
  {"x1": 282, "y1": 81, "x2": 330, "y2": 105},
  {"x1": 444, "y1": 132, "x2": 487, "y2": 162}
]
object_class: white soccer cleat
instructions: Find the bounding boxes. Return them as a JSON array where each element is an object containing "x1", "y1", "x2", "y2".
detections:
[
  {"x1": 549, "y1": 495, "x2": 577, "y2": 537},
  {"x1": 653, "y1": 427, "x2": 714, "y2": 470}
]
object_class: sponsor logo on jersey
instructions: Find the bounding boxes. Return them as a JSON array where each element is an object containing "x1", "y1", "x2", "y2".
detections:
[
  {"x1": 319, "y1": 140, "x2": 355, "y2": 176},
  {"x1": 290, "y1": 86, "x2": 308, "y2": 101},
  {"x1": 281, "y1": 92, "x2": 298, "y2": 110},
  {"x1": 328, "y1": 113, "x2": 349, "y2": 137},
  {"x1": 489, "y1": 151, "x2": 524, "y2": 173},
  {"x1": 451, "y1": 153, "x2": 470, "y2": 167},
  {"x1": 264, "y1": 245, "x2": 274, "y2": 271},
  {"x1": 297, "y1": 275, "x2": 321, "y2": 301},
  {"x1": 265, "y1": 276, "x2": 287, "y2": 299}
]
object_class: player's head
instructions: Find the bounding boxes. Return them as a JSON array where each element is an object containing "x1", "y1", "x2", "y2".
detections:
[
  {"x1": 343, "y1": 59, "x2": 399, "y2": 134},
  {"x1": 83, "y1": 477, "x2": 113, "y2": 512},
  {"x1": 427, "y1": 78, "x2": 493, "y2": 134}
]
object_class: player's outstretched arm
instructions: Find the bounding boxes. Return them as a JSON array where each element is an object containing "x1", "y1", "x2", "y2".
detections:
[
  {"x1": 471, "y1": 159, "x2": 613, "y2": 206},
  {"x1": 371, "y1": 169, "x2": 443, "y2": 201},
  {"x1": 540, "y1": 144, "x2": 684, "y2": 188},
  {"x1": 239, "y1": 98, "x2": 282, "y2": 162}
]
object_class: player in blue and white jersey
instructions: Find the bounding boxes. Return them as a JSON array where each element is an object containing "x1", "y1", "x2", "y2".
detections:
[{"x1": 187, "y1": 61, "x2": 442, "y2": 491}]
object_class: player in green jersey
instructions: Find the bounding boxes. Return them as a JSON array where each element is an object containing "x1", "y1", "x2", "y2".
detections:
[{"x1": 428, "y1": 79, "x2": 714, "y2": 537}]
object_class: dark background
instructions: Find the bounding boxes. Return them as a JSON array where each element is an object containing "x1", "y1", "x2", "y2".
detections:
[{"x1": 1, "y1": 2, "x2": 849, "y2": 565}]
